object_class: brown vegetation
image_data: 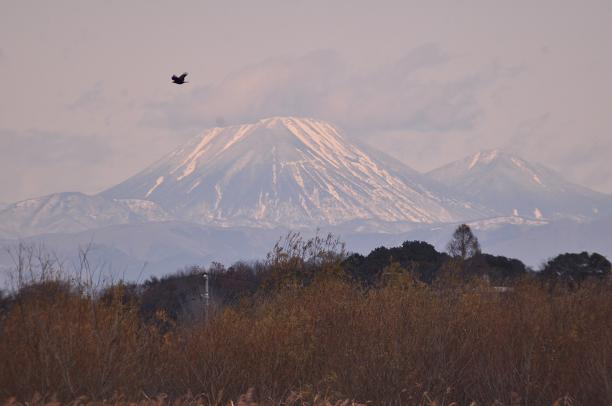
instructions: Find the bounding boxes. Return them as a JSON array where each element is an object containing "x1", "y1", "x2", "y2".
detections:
[{"x1": 0, "y1": 239, "x2": 611, "y2": 405}]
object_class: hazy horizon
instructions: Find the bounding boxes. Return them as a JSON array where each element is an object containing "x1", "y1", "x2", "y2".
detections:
[{"x1": 2, "y1": 0, "x2": 612, "y2": 202}]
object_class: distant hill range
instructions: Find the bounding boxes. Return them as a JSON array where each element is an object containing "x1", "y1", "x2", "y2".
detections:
[{"x1": 1, "y1": 117, "x2": 610, "y2": 279}]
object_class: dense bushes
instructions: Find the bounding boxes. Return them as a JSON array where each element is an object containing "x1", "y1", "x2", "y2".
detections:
[{"x1": 1, "y1": 237, "x2": 611, "y2": 405}]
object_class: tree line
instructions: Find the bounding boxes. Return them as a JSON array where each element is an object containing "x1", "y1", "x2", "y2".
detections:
[{"x1": 98, "y1": 225, "x2": 609, "y2": 323}]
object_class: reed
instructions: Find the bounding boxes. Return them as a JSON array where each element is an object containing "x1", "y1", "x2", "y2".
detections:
[{"x1": 0, "y1": 249, "x2": 610, "y2": 405}]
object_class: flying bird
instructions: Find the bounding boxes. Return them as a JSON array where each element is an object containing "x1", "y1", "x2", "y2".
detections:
[{"x1": 171, "y1": 72, "x2": 188, "y2": 85}]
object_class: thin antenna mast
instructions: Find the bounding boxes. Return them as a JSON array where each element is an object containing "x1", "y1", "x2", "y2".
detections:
[{"x1": 202, "y1": 271, "x2": 210, "y2": 323}]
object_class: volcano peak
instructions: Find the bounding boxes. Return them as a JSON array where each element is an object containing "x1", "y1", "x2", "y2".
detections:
[{"x1": 103, "y1": 117, "x2": 483, "y2": 227}]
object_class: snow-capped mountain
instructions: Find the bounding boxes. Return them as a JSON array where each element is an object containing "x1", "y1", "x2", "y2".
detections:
[
  {"x1": 427, "y1": 149, "x2": 610, "y2": 221},
  {"x1": 0, "y1": 192, "x2": 172, "y2": 238},
  {"x1": 103, "y1": 117, "x2": 484, "y2": 228},
  {"x1": 1, "y1": 121, "x2": 611, "y2": 278}
]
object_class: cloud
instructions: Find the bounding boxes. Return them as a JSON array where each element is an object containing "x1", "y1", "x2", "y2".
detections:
[
  {"x1": 545, "y1": 139, "x2": 612, "y2": 195},
  {"x1": 68, "y1": 81, "x2": 105, "y2": 111},
  {"x1": 491, "y1": 114, "x2": 612, "y2": 194},
  {"x1": 0, "y1": 129, "x2": 113, "y2": 202},
  {"x1": 142, "y1": 49, "x2": 344, "y2": 130},
  {"x1": 142, "y1": 44, "x2": 498, "y2": 136}
]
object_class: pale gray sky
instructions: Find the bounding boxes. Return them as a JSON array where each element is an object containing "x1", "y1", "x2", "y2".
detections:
[{"x1": 1, "y1": 0, "x2": 612, "y2": 202}]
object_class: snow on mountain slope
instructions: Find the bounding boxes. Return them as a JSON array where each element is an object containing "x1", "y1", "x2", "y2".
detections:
[
  {"x1": 103, "y1": 117, "x2": 485, "y2": 227},
  {"x1": 427, "y1": 149, "x2": 611, "y2": 221},
  {"x1": 354, "y1": 141, "x2": 494, "y2": 220},
  {"x1": 0, "y1": 192, "x2": 172, "y2": 238}
]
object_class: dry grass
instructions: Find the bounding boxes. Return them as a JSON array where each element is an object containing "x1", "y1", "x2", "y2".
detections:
[
  {"x1": 0, "y1": 266, "x2": 611, "y2": 405},
  {"x1": 1, "y1": 388, "x2": 370, "y2": 406}
]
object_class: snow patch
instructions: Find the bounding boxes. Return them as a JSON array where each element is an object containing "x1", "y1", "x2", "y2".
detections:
[
  {"x1": 177, "y1": 160, "x2": 198, "y2": 181},
  {"x1": 532, "y1": 175, "x2": 542, "y2": 185},
  {"x1": 468, "y1": 215, "x2": 548, "y2": 231},
  {"x1": 214, "y1": 184, "x2": 223, "y2": 210},
  {"x1": 510, "y1": 157, "x2": 526, "y2": 170},
  {"x1": 187, "y1": 181, "x2": 201, "y2": 194},
  {"x1": 174, "y1": 127, "x2": 223, "y2": 179},
  {"x1": 115, "y1": 199, "x2": 171, "y2": 221},
  {"x1": 288, "y1": 164, "x2": 305, "y2": 188},
  {"x1": 468, "y1": 152, "x2": 481, "y2": 170},
  {"x1": 145, "y1": 176, "x2": 164, "y2": 198},
  {"x1": 255, "y1": 192, "x2": 267, "y2": 219},
  {"x1": 480, "y1": 149, "x2": 499, "y2": 164},
  {"x1": 221, "y1": 124, "x2": 253, "y2": 153},
  {"x1": 468, "y1": 150, "x2": 498, "y2": 169},
  {"x1": 326, "y1": 183, "x2": 341, "y2": 201}
]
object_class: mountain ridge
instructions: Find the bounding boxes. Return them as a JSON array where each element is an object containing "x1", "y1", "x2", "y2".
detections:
[
  {"x1": 427, "y1": 149, "x2": 610, "y2": 221},
  {"x1": 0, "y1": 192, "x2": 171, "y2": 238},
  {"x1": 103, "y1": 117, "x2": 485, "y2": 227}
]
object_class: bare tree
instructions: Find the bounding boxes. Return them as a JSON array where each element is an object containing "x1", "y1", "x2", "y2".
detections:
[{"x1": 447, "y1": 224, "x2": 481, "y2": 260}]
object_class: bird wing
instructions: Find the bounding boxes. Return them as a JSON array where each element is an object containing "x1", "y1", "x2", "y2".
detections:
[{"x1": 179, "y1": 72, "x2": 188, "y2": 80}]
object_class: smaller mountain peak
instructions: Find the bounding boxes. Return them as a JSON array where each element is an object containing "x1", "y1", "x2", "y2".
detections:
[
  {"x1": 468, "y1": 149, "x2": 501, "y2": 169},
  {"x1": 482, "y1": 148, "x2": 500, "y2": 159}
]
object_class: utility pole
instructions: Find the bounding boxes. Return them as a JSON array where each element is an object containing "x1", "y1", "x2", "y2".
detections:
[{"x1": 202, "y1": 271, "x2": 210, "y2": 323}]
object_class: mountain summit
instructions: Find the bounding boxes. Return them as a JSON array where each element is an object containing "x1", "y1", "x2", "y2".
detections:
[
  {"x1": 427, "y1": 149, "x2": 609, "y2": 221},
  {"x1": 104, "y1": 117, "x2": 480, "y2": 228}
]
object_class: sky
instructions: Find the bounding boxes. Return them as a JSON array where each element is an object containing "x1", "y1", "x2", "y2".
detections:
[{"x1": 1, "y1": 0, "x2": 612, "y2": 203}]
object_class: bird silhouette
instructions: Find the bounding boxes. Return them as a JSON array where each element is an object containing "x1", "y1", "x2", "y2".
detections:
[{"x1": 171, "y1": 72, "x2": 188, "y2": 84}]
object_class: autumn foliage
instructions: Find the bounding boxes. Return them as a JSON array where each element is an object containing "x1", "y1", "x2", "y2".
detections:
[{"x1": 0, "y1": 237, "x2": 611, "y2": 405}]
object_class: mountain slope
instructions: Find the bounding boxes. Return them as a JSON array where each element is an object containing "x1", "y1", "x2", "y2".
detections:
[
  {"x1": 0, "y1": 192, "x2": 172, "y2": 238},
  {"x1": 354, "y1": 141, "x2": 493, "y2": 219},
  {"x1": 427, "y1": 149, "x2": 611, "y2": 221},
  {"x1": 104, "y1": 117, "x2": 484, "y2": 227}
]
